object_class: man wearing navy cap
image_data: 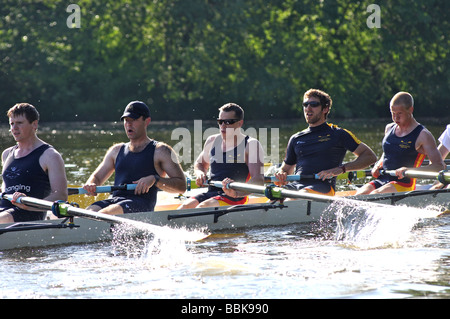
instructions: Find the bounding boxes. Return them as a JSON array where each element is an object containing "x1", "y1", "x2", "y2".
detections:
[{"x1": 82, "y1": 101, "x2": 186, "y2": 215}]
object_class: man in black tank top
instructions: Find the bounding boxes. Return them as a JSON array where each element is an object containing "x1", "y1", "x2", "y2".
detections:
[
  {"x1": 0, "y1": 103, "x2": 68, "y2": 223},
  {"x1": 357, "y1": 92, "x2": 445, "y2": 195},
  {"x1": 178, "y1": 103, "x2": 265, "y2": 209},
  {"x1": 82, "y1": 101, "x2": 186, "y2": 215}
]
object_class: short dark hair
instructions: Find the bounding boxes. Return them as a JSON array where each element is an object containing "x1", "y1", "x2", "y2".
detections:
[
  {"x1": 7, "y1": 103, "x2": 40, "y2": 123},
  {"x1": 218, "y1": 103, "x2": 244, "y2": 120}
]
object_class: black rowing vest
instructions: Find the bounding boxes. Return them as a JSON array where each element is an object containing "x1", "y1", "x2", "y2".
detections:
[
  {"x1": 113, "y1": 141, "x2": 159, "y2": 204},
  {"x1": 209, "y1": 136, "x2": 250, "y2": 183},
  {"x1": 1, "y1": 144, "x2": 52, "y2": 208},
  {"x1": 382, "y1": 124, "x2": 425, "y2": 170}
]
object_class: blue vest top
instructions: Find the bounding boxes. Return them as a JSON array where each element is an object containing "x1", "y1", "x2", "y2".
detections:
[
  {"x1": 382, "y1": 124, "x2": 425, "y2": 170},
  {"x1": 210, "y1": 136, "x2": 250, "y2": 183},
  {"x1": 1, "y1": 144, "x2": 51, "y2": 208},
  {"x1": 113, "y1": 141, "x2": 159, "y2": 205}
]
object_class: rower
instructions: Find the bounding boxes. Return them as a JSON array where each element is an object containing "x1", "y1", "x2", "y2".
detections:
[
  {"x1": 274, "y1": 89, "x2": 377, "y2": 197},
  {"x1": 356, "y1": 92, "x2": 445, "y2": 195},
  {"x1": 0, "y1": 103, "x2": 68, "y2": 224},
  {"x1": 82, "y1": 101, "x2": 186, "y2": 215},
  {"x1": 177, "y1": 103, "x2": 265, "y2": 209}
]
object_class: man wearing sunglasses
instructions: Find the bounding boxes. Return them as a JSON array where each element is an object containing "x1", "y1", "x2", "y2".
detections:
[
  {"x1": 274, "y1": 89, "x2": 377, "y2": 195},
  {"x1": 178, "y1": 103, "x2": 264, "y2": 209}
]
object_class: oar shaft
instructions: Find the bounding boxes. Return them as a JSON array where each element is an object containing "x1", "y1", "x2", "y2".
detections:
[
  {"x1": 3, "y1": 194, "x2": 132, "y2": 224},
  {"x1": 1, "y1": 194, "x2": 167, "y2": 233},
  {"x1": 264, "y1": 175, "x2": 317, "y2": 182},
  {"x1": 211, "y1": 181, "x2": 336, "y2": 204},
  {"x1": 383, "y1": 169, "x2": 450, "y2": 183},
  {"x1": 68, "y1": 184, "x2": 137, "y2": 195}
]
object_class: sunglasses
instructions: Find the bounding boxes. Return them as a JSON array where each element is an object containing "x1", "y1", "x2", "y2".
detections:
[
  {"x1": 217, "y1": 119, "x2": 241, "y2": 125},
  {"x1": 302, "y1": 101, "x2": 321, "y2": 108}
]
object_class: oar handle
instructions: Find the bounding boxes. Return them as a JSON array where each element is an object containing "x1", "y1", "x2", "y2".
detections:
[
  {"x1": 264, "y1": 175, "x2": 318, "y2": 182},
  {"x1": 68, "y1": 184, "x2": 137, "y2": 195},
  {"x1": 1, "y1": 194, "x2": 15, "y2": 202},
  {"x1": 382, "y1": 169, "x2": 450, "y2": 184},
  {"x1": 381, "y1": 169, "x2": 396, "y2": 177}
]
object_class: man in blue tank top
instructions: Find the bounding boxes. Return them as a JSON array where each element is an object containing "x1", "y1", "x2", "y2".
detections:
[
  {"x1": 0, "y1": 103, "x2": 68, "y2": 223},
  {"x1": 178, "y1": 103, "x2": 265, "y2": 209},
  {"x1": 82, "y1": 101, "x2": 186, "y2": 215},
  {"x1": 274, "y1": 89, "x2": 377, "y2": 196},
  {"x1": 357, "y1": 92, "x2": 445, "y2": 194}
]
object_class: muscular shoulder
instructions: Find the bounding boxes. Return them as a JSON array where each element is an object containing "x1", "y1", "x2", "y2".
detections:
[
  {"x1": 154, "y1": 141, "x2": 176, "y2": 158},
  {"x1": 107, "y1": 143, "x2": 125, "y2": 156},
  {"x1": 39, "y1": 146, "x2": 65, "y2": 172},
  {"x1": 246, "y1": 136, "x2": 263, "y2": 149},
  {"x1": 385, "y1": 122, "x2": 396, "y2": 134},
  {"x1": 42, "y1": 146, "x2": 63, "y2": 159},
  {"x1": 417, "y1": 126, "x2": 435, "y2": 144},
  {"x1": 1, "y1": 146, "x2": 15, "y2": 163},
  {"x1": 205, "y1": 134, "x2": 220, "y2": 145}
]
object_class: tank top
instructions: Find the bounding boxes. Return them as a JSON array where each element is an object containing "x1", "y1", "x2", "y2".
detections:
[
  {"x1": 113, "y1": 140, "x2": 158, "y2": 204},
  {"x1": 1, "y1": 144, "x2": 52, "y2": 208},
  {"x1": 382, "y1": 124, "x2": 425, "y2": 171},
  {"x1": 209, "y1": 135, "x2": 250, "y2": 183}
]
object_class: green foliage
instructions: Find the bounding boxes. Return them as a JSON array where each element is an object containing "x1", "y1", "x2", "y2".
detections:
[{"x1": 0, "y1": 0, "x2": 448, "y2": 122}]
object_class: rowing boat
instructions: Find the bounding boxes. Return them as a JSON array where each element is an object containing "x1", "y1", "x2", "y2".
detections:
[{"x1": 0, "y1": 182, "x2": 449, "y2": 251}]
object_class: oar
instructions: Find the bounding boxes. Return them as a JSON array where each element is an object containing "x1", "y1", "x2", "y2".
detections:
[
  {"x1": 68, "y1": 184, "x2": 137, "y2": 195},
  {"x1": 382, "y1": 169, "x2": 450, "y2": 184},
  {"x1": 211, "y1": 181, "x2": 353, "y2": 204},
  {"x1": 263, "y1": 170, "x2": 371, "y2": 183},
  {"x1": 1, "y1": 194, "x2": 208, "y2": 241},
  {"x1": 209, "y1": 181, "x2": 448, "y2": 217},
  {"x1": 68, "y1": 171, "x2": 371, "y2": 195}
]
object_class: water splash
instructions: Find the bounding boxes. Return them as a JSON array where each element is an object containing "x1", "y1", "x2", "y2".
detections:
[
  {"x1": 109, "y1": 223, "x2": 205, "y2": 268},
  {"x1": 329, "y1": 200, "x2": 444, "y2": 250}
]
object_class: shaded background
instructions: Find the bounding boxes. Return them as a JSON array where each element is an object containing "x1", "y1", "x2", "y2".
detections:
[{"x1": 1, "y1": 0, "x2": 448, "y2": 122}]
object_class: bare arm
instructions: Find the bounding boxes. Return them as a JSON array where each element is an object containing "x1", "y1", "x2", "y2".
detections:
[
  {"x1": 193, "y1": 135, "x2": 216, "y2": 187},
  {"x1": 83, "y1": 144, "x2": 122, "y2": 195},
  {"x1": 245, "y1": 139, "x2": 265, "y2": 185},
  {"x1": 41, "y1": 148, "x2": 68, "y2": 202},
  {"x1": 396, "y1": 129, "x2": 445, "y2": 178},
  {"x1": 150, "y1": 142, "x2": 186, "y2": 194},
  {"x1": 1, "y1": 147, "x2": 13, "y2": 192}
]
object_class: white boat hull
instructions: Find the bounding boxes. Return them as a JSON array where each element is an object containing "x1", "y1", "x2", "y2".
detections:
[{"x1": 1, "y1": 188, "x2": 449, "y2": 250}]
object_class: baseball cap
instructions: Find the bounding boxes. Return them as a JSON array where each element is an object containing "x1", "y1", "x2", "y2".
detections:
[{"x1": 120, "y1": 101, "x2": 150, "y2": 120}]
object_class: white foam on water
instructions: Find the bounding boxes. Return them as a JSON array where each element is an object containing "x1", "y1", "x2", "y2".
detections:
[
  {"x1": 109, "y1": 222, "x2": 208, "y2": 266},
  {"x1": 330, "y1": 199, "x2": 444, "y2": 250}
]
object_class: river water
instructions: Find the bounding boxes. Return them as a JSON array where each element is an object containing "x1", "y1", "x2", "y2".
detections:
[{"x1": 0, "y1": 119, "x2": 449, "y2": 302}]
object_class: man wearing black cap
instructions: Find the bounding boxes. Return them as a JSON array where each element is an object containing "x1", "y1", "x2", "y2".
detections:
[{"x1": 82, "y1": 101, "x2": 186, "y2": 215}]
